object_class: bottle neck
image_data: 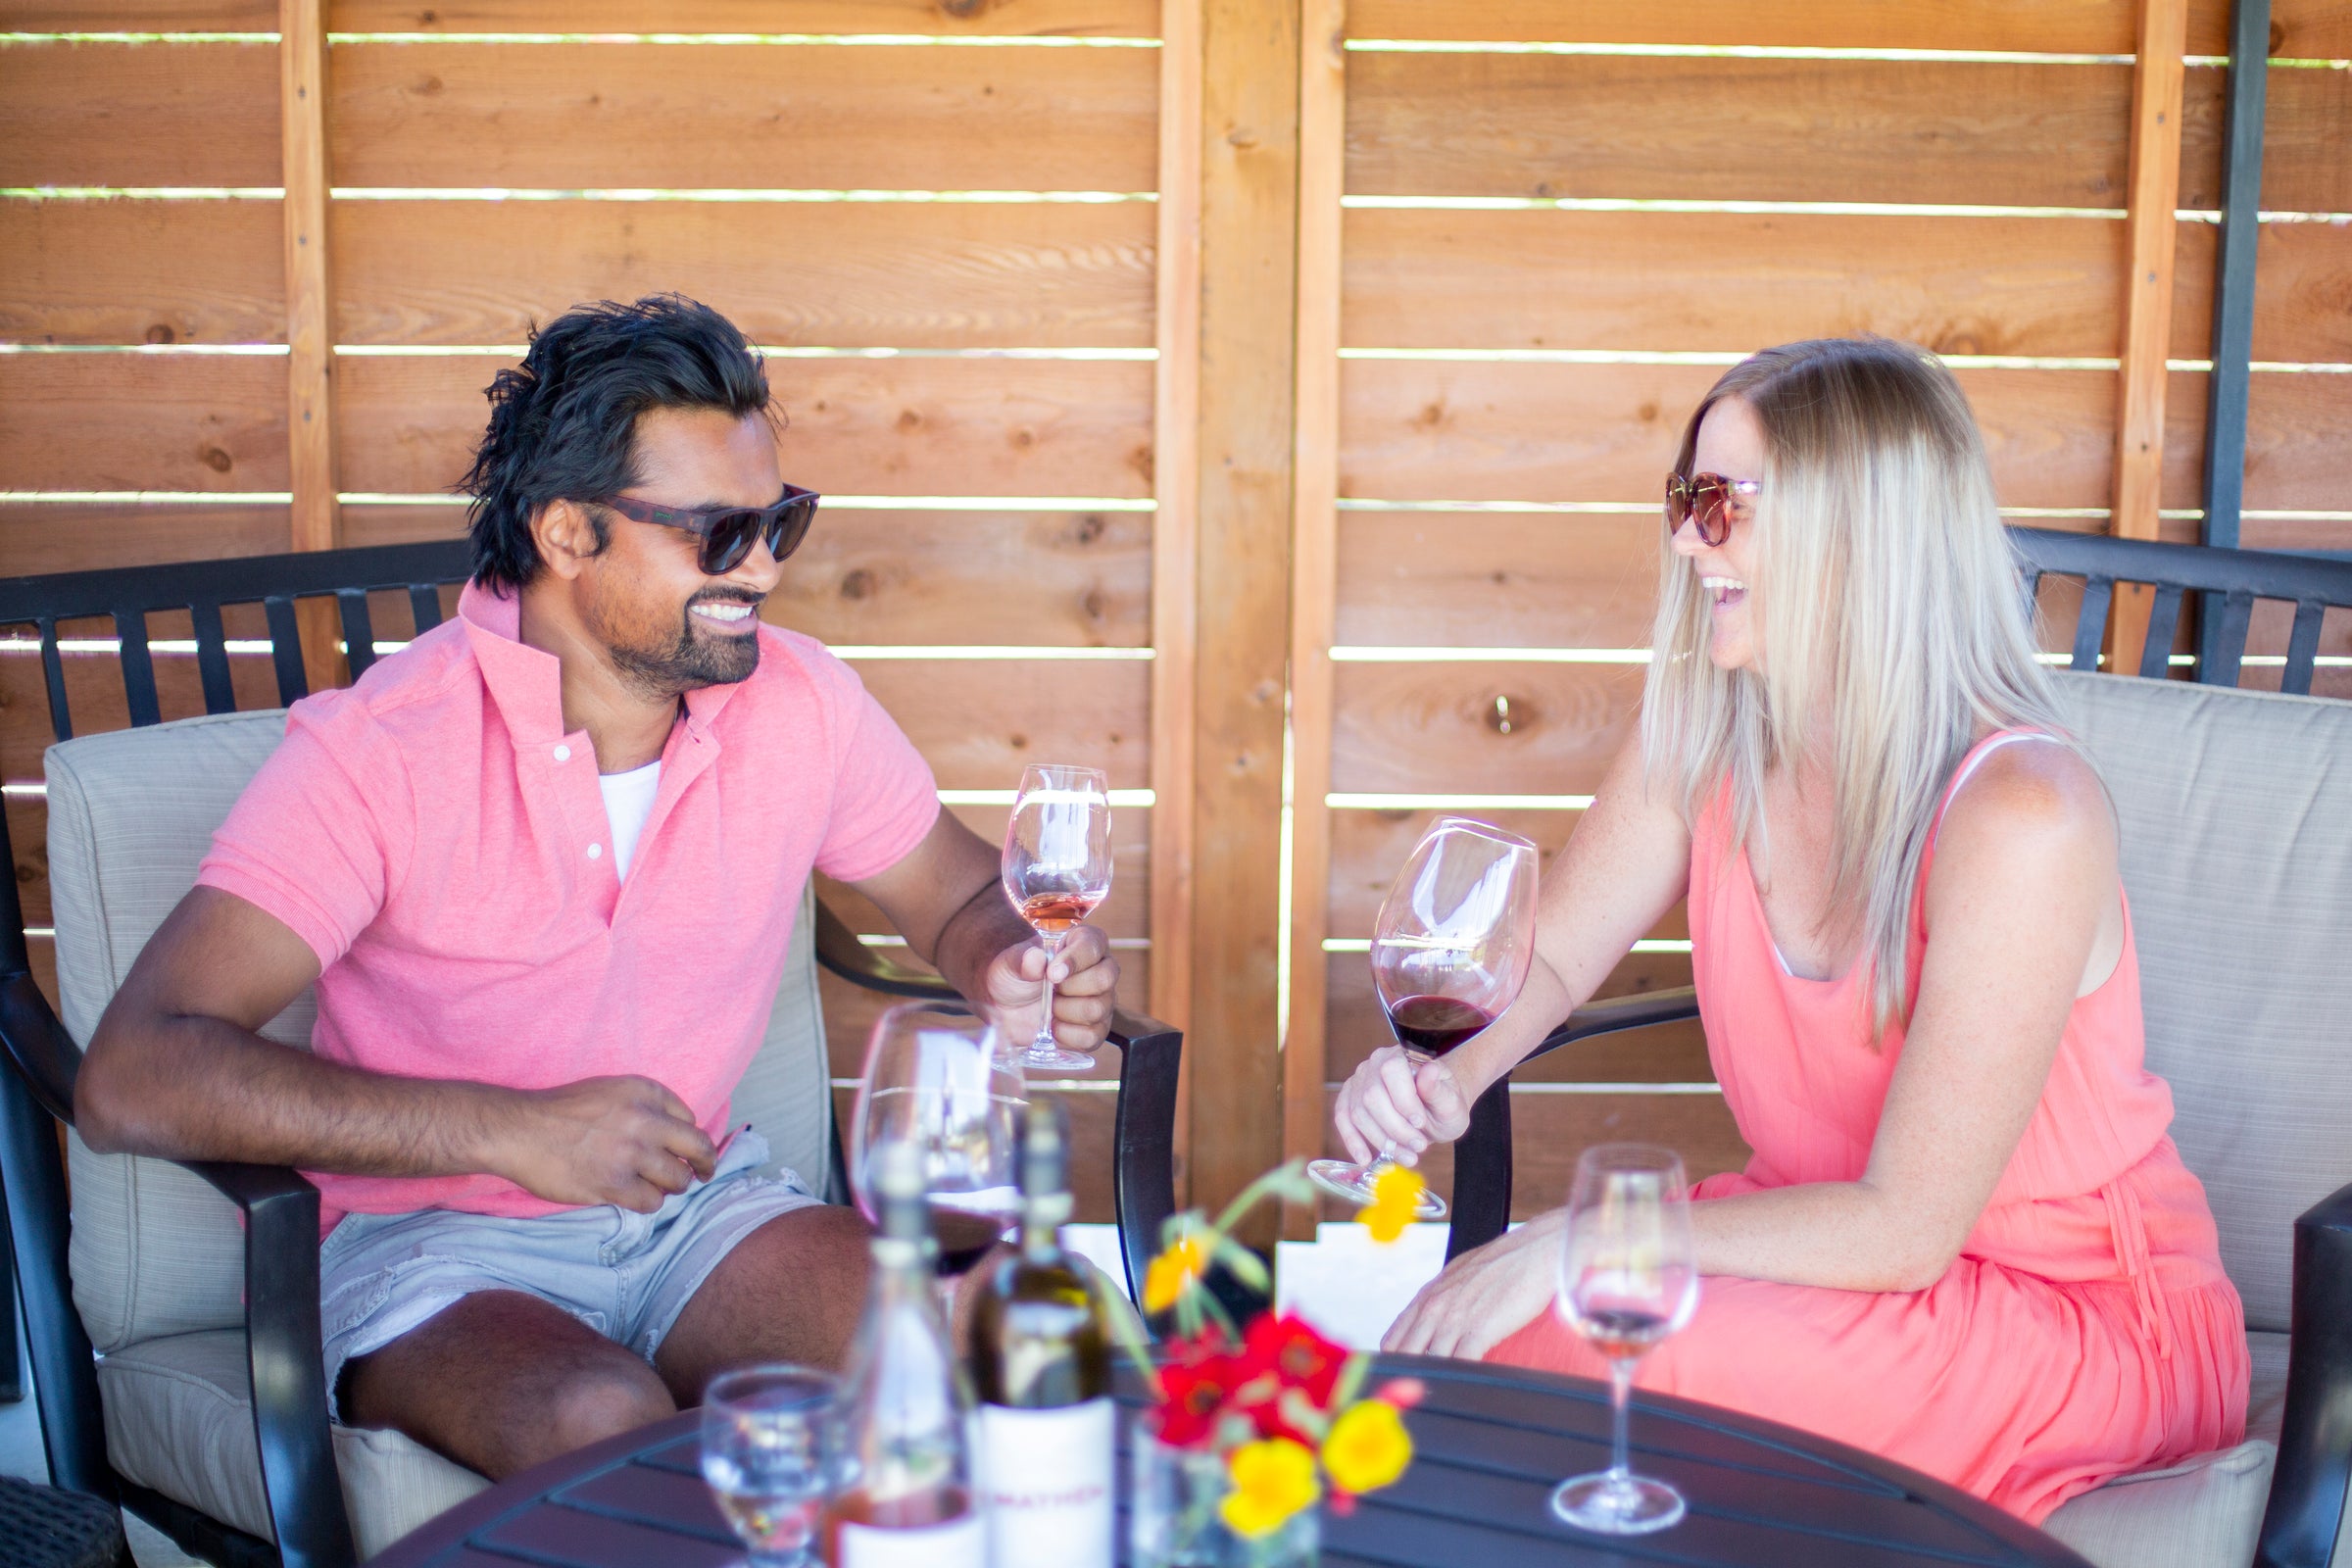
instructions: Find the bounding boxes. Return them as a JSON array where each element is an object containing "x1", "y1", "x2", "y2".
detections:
[{"x1": 1020, "y1": 1190, "x2": 1071, "y2": 1262}]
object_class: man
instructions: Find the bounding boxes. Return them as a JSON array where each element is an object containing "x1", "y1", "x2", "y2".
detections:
[{"x1": 74, "y1": 294, "x2": 1118, "y2": 1479}]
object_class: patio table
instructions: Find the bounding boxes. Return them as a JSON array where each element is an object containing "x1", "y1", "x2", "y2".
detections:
[{"x1": 367, "y1": 1354, "x2": 2094, "y2": 1567}]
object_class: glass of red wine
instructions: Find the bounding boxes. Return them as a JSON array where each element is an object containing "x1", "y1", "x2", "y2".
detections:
[
  {"x1": 1001, "y1": 762, "x2": 1114, "y2": 1072},
  {"x1": 851, "y1": 1004, "x2": 1027, "y2": 1302},
  {"x1": 1550, "y1": 1144, "x2": 1699, "y2": 1535},
  {"x1": 1307, "y1": 815, "x2": 1540, "y2": 1220}
]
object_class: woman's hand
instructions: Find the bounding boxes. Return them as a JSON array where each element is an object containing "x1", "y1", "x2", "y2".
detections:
[
  {"x1": 1331, "y1": 1046, "x2": 1475, "y2": 1166},
  {"x1": 1383, "y1": 1210, "x2": 1564, "y2": 1359}
]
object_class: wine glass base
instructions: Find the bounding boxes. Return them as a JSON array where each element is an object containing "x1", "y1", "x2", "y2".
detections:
[
  {"x1": 1018, "y1": 1042, "x2": 1097, "y2": 1072},
  {"x1": 1303, "y1": 1157, "x2": 1448, "y2": 1219},
  {"x1": 1548, "y1": 1472, "x2": 1686, "y2": 1535}
]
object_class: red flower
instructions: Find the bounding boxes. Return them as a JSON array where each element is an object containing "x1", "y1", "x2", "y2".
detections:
[
  {"x1": 1155, "y1": 1349, "x2": 1250, "y2": 1448},
  {"x1": 1242, "y1": 1312, "x2": 1348, "y2": 1407}
]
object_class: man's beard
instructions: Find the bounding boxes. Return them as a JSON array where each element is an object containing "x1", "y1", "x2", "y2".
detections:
[{"x1": 595, "y1": 592, "x2": 762, "y2": 698}]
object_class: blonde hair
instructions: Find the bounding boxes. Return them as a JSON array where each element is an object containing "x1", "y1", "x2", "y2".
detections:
[{"x1": 1640, "y1": 337, "x2": 2067, "y2": 1037}]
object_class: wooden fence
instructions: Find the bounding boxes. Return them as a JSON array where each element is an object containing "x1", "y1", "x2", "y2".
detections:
[{"x1": 1, "y1": 1, "x2": 2346, "y2": 1233}]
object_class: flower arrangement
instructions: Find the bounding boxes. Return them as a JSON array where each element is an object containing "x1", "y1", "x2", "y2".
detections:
[{"x1": 1110, "y1": 1158, "x2": 1430, "y2": 1557}]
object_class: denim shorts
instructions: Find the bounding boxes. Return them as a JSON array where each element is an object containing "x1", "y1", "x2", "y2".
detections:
[{"x1": 318, "y1": 1129, "x2": 823, "y2": 1420}]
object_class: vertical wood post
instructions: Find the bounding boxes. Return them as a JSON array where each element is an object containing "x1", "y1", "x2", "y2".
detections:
[
  {"x1": 1280, "y1": 0, "x2": 1347, "y2": 1241},
  {"x1": 282, "y1": 0, "x2": 343, "y2": 691},
  {"x1": 1152, "y1": 0, "x2": 1204, "y2": 1200},
  {"x1": 1187, "y1": 0, "x2": 1300, "y2": 1239},
  {"x1": 2106, "y1": 0, "x2": 2189, "y2": 675}
]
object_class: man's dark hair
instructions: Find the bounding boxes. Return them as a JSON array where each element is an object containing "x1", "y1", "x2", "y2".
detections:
[{"x1": 460, "y1": 294, "x2": 772, "y2": 592}]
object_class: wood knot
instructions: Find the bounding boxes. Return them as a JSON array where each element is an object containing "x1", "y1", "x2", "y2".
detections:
[
  {"x1": 198, "y1": 445, "x2": 233, "y2": 474},
  {"x1": 1009, "y1": 732, "x2": 1030, "y2": 751},
  {"x1": 839, "y1": 568, "x2": 875, "y2": 601},
  {"x1": 1070, "y1": 514, "x2": 1106, "y2": 546},
  {"x1": 940, "y1": 0, "x2": 989, "y2": 17},
  {"x1": 1009, "y1": 427, "x2": 1035, "y2": 450},
  {"x1": 1080, "y1": 587, "x2": 1107, "y2": 622},
  {"x1": 895, "y1": 408, "x2": 922, "y2": 431},
  {"x1": 1484, "y1": 693, "x2": 1532, "y2": 736},
  {"x1": 144, "y1": 322, "x2": 176, "y2": 345}
]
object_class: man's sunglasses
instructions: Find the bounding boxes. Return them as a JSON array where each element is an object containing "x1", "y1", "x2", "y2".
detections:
[
  {"x1": 593, "y1": 484, "x2": 820, "y2": 575},
  {"x1": 1664, "y1": 471, "x2": 1761, "y2": 548}
]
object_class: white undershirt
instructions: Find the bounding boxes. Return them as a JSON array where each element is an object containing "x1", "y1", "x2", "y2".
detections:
[{"x1": 598, "y1": 760, "x2": 662, "y2": 879}]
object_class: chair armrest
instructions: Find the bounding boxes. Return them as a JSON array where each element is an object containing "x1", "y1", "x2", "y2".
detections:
[
  {"x1": 1106, "y1": 1008, "x2": 1181, "y2": 1305},
  {"x1": 810, "y1": 900, "x2": 960, "y2": 1002},
  {"x1": 0, "y1": 968, "x2": 82, "y2": 1125},
  {"x1": 174, "y1": 1159, "x2": 356, "y2": 1568},
  {"x1": 2257, "y1": 1180, "x2": 2352, "y2": 1568},
  {"x1": 1448, "y1": 987, "x2": 1704, "y2": 1262}
]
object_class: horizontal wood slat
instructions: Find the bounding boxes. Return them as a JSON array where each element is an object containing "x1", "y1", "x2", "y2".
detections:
[
  {"x1": 0, "y1": 42, "x2": 280, "y2": 187},
  {"x1": 1345, "y1": 53, "x2": 2140, "y2": 208},
  {"x1": 325, "y1": 43, "x2": 1157, "y2": 192},
  {"x1": 1329, "y1": 661, "x2": 1643, "y2": 797},
  {"x1": 2236, "y1": 64, "x2": 2352, "y2": 216},
  {"x1": 6, "y1": 2, "x2": 274, "y2": 25},
  {"x1": 814, "y1": 804, "x2": 1151, "y2": 939},
  {"x1": 1314, "y1": 1085, "x2": 1750, "y2": 1223},
  {"x1": 819, "y1": 961, "x2": 1146, "y2": 1085},
  {"x1": 0, "y1": 648, "x2": 1148, "y2": 794},
  {"x1": 2251, "y1": 220, "x2": 2352, "y2": 365},
  {"x1": 0, "y1": 355, "x2": 290, "y2": 491},
  {"x1": 328, "y1": 201, "x2": 1154, "y2": 349},
  {"x1": 1338, "y1": 0, "x2": 2352, "y2": 58},
  {"x1": 1335, "y1": 513, "x2": 1661, "y2": 649},
  {"x1": 1340, "y1": 0, "x2": 2218, "y2": 54},
  {"x1": 1324, "y1": 808, "x2": 1692, "y2": 936},
  {"x1": 0, "y1": 505, "x2": 293, "y2": 575},
  {"x1": 1343, "y1": 209, "x2": 2136, "y2": 358},
  {"x1": 328, "y1": 0, "x2": 1160, "y2": 35},
  {"x1": 0, "y1": 200, "x2": 285, "y2": 346},
  {"x1": 334, "y1": 354, "x2": 1155, "y2": 499},
  {"x1": 1338, "y1": 362, "x2": 2226, "y2": 512}
]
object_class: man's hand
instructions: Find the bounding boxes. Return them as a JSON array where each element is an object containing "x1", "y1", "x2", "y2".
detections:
[
  {"x1": 491, "y1": 1076, "x2": 716, "y2": 1214},
  {"x1": 1332, "y1": 1044, "x2": 1474, "y2": 1166},
  {"x1": 982, "y1": 923, "x2": 1119, "y2": 1056},
  {"x1": 1382, "y1": 1209, "x2": 1564, "y2": 1359}
]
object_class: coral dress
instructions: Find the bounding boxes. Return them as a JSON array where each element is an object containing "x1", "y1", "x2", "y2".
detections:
[{"x1": 1488, "y1": 731, "x2": 2249, "y2": 1521}]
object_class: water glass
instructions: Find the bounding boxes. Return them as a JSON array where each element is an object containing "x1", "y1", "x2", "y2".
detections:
[{"x1": 701, "y1": 1365, "x2": 838, "y2": 1568}]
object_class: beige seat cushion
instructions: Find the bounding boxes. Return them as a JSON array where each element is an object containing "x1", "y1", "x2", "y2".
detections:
[
  {"x1": 98, "y1": 1330, "x2": 487, "y2": 1557},
  {"x1": 47, "y1": 707, "x2": 839, "y2": 1541}
]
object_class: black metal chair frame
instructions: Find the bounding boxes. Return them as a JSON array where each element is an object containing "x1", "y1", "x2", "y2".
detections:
[
  {"x1": 0, "y1": 541, "x2": 1181, "y2": 1568},
  {"x1": 1446, "y1": 527, "x2": 2352, "y2": 1568}
]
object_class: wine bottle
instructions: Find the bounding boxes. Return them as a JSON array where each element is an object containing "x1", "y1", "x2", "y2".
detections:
[
  {"x1": 970, "y1": 1100, "x2": 1114, "y2": 1566},
  {"x1": 822, "y1": 1141, "x2": 985, "y2": 1568}
]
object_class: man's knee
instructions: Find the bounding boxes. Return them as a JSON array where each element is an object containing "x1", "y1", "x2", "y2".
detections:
[{"x1": 542, "y1": 1359, "x2": 677, "y2": 1457}]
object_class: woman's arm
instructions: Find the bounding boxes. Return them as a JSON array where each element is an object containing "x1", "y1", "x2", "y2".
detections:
[
  {"x1": 1332, "y1": 731, "x2": 1692, "y2": 1166},
  {"x1": 1384, "y1": 741, "x2": 2121, "y2": 1356},
  {"x1": 1682, "y1": 742, "x2": 2120, "y2": 1292}
]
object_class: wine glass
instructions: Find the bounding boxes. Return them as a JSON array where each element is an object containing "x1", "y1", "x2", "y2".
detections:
[
  {"x1": 1549, "y1": 1144, "x2": 1700, "y2": 1535},
  {"x1": 1307, "y1": 816, "x2": 1540, "y2": 1220},
  {"x1": 851, "y1": 1004, "x2": 1026, "y2": 1304},
  {"x1": 701, "y1": 1364, "x2": 838, "y2": 1568},
  {"x1": 1001, "y1": 762, "x2": 1114, "y2": 1072}
]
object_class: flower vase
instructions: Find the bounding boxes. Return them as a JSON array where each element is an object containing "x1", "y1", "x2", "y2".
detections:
[{"x1": 1130, "y1": 1428, "x2": 1320, "y2": 1568}]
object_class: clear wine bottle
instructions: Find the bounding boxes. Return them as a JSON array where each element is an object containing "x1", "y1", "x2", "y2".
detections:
[
  {"x1": 971, "y1": 1100, "x2": 1114, "y2": 1566},
  {"x1": 822, "y1": 1141, "x2": 985, "y2": 1568}
]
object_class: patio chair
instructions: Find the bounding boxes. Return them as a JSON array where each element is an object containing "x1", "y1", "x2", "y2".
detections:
[
  {"x1": 0, "y1": 542, "x2": 1182, "y2": 1568},
  {"x1": 1446, "y1": 530, "x2": 2352, "y2": 1568}
]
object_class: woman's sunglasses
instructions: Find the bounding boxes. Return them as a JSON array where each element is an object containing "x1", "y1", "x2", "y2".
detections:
[
  {"x1": 1664, "y1": 471, "x2": 1760, "y2": 548},
  {"x1": 594, "y1": 484, "x2": 820, "y2": 575}
]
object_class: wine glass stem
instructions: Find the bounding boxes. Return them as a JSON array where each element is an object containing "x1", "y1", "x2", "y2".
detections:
[
  {"x1": 1607, "y1": 1356, "x2": 1636, "y2": 1491},
  {"x1": 1032, "y1": 933, "x2": 1063, "y2": 1050}
]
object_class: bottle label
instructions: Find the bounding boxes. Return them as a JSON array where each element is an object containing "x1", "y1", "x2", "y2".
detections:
[
  {"x1": 976, "y1": 1399, "x2": 1115, "y2": 1567},
  {"x1": 838, "y1": 1512, "x2": 984, "y2": 1568}
]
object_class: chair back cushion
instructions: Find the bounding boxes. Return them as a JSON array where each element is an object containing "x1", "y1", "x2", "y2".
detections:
[
  {"x1": 48, "y1": 709, "x2": 837, "y2": 1354},
  {"x1": 2053, "y1": 671, "x2": 2352, "y2": 1334}
]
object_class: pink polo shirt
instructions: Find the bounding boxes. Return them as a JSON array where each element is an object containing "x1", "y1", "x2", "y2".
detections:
[{"x1": 197, "y1": 581, "x2": 940, "y2": 1226}]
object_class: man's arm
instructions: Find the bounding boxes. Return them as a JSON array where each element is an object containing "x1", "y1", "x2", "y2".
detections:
[
  {"x1": 849, "y1": 810, "x2": 1119, "y2": 1053},
  {"x1": 75, "y1": 886, "x2": 715, "y2": 1213}
]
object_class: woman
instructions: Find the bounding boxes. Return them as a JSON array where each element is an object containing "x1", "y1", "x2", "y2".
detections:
[{"x1": 1336, "y1": 338, "x2": 2247, "y2": 1521}]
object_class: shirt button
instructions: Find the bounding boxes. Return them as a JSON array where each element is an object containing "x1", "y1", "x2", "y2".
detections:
[
  {"x1": 586, "y1": 843, "x2": 603, "y2": 860},
  {"x1": 553, "y1": 744, "x2": 571, "y2": 761}
]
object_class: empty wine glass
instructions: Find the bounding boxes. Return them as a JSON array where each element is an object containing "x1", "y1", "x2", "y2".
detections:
[
  {"x1": 1307, "y1": 816, "x2": 1540, "y2": 1220},
  {"x1": 1001, "y1": 762, "x2": 1114, "y2": 1071},
  {"x1": 1550, "y1": 1144, "x2": 1700, "y2": 1535},
  {"x1": 701, "y1": 1364, "x2": 838, "y2": 1568},
  {"x1": 852, "y1": 1004, "x2": 1026, "y2": 1306}
]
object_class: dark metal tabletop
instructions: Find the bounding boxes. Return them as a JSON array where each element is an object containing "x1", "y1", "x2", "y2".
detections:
[{"x1": 368, "y1": 1355, "x2": 2094, "y2": 1567}]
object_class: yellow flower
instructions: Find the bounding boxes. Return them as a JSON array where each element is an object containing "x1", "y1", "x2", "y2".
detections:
[
  {"x1": 1143, "y1": 1234, "x2": 1208, "y2": 1314},
  {"x1": 1321, "y1": 1399, "x2": 1413, "y2": 1495},
  {"x1": 1357, "y1": 1164, "x2": 1427, "y2": 1244},
  {"x1": 1219, "y1": 1437, "x2": 1320, "y2": 1539}
]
